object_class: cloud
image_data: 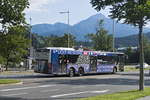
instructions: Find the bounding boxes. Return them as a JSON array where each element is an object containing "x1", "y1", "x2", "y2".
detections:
[{"x1": 26, "y1": 0, "x2": 60, "y2": 12}]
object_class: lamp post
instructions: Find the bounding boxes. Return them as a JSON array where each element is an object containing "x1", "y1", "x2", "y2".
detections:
[{"x1": 59, "y1": 10, "x2": 70, "y2": 48}]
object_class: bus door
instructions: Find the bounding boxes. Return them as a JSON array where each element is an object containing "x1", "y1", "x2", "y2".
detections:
[
  {"x1": 118, "y1": 54, "x2": 125, "y2": 71},
  {"x1": 38, "y1": 60, "x2": 49, "y2": 73},
  {"x1": 59, "y1": 55, "x2": 67, "y2": 73},
  {"x1": 51, "y1": 50, "x2": 60, "y2": 73},
  {"x1": 90, "y1": 56, "x2": 97, "y2": 72}
]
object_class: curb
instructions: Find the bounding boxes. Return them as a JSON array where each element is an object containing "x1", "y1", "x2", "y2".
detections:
[
  {"x1": 0, "y1": 74, "x2": 50, "y2": 79},
  {"x1": 0, "y1": 81, "x2": 23, "y2": 86}
]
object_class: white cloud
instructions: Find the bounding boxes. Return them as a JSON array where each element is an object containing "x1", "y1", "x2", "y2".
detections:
[{"x1": 25, "y1": 0, "x2": 61, "y2": 12}]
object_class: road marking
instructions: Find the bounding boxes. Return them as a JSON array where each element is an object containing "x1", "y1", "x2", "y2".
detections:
[
  {"x1": 51, "y1": 91, "x2": 89, "y2": 98},
  {"x1": 0, "y1": 85, "x2": 56, "y2": 92},
  {"x1": 90, "y1": 90, "x2": 109, "y2": 93},
  {"x1": 95, "y1": 84, "x2": 106, "y2": 87},
  {"x1": 2, "y1": 93, "x2": 28, "y2": 97},
  {"x1": 72, "y1": 86, "x2": 86, "y2": 89},
  {"x1": 41, "y1": 89, "x2": 59, "y2": 93},
  {"x1": 50, "y1": 90, "x2": 109, "y2": 98}
]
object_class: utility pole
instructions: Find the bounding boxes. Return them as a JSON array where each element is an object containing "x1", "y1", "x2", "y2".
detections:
[
  {"x1": 59, "y1": 10, "x2": 70, "y2": 48},
  {"x1": 112, "y1": 20, "x2": 115, "y2": 52},
  {"x1": 28, "y1": 17, "x2": 32, "y2": 70}
]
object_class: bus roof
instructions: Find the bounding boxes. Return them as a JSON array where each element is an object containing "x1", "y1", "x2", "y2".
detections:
[
  {"x1": 36, "y1": 47, "x2": 124, "y2": 56},
  {"x1": 53, "y1": 49, "x2": 82, "y2": 55},
  {"x1": 43, "y1": 47, "x2": 75, "y2": 51},
  {"x1": 83, "y1": 51, "x2": 124, "y2": 56},
  {"x1": 95, "y1": 51, "x2": 124, "y2": 56}
]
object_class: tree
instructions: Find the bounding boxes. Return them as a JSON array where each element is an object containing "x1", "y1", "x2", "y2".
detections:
[
  {"x1": 52, "y1": 33, "x2": 76, "y2": 47},
  {"x1": 124, "y1": 47, "x2": 139, "y2": 64},
  {"x1": 32, "y1": 34, "x2": 47, "y2": 48},
  {"x1": 0, "y1": 26, "x2": 30, "y2": 70},
  {"x1": 0, "y1": 56, "x2": 5, "y2": 64},
  {"x1": 87, "y1": 20, "x2": 113, "y2": 51},
  {"x1": 91, "y1": 0, "x2": 150, "y2": 91},
  {"x1": 0, "y1": 0, "x2": 29, "y2": 70},
  {"x1": 31, "y1": 34, "x2": 76, "y2": 48},
  {"x1": 0, "y1": 0, "x2": 29, "y2": 31},
  {"x1": 124, "y1": 36, "x2": 150, "y2": 64},
  {"x1": 143, "y1": 36, "x2": 150, "y2": 64}
]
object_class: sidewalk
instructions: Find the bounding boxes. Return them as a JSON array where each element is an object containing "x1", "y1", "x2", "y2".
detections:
[{"x1": 136, "y1": 96, "x2": 150, "y2": 100}]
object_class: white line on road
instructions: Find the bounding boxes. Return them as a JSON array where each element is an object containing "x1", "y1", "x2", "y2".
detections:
[
  {"x1": 50, "y1": 90, "x2": 109, "y2": 98},
  {"x1": 90, "y1": 90, "x2": 109, "y2": 93},
  {"x1": 72, "y1": 86, "x2": 86, "y2": 89},
  {"x1": 2, "y1": 93, "x2": 28, "y2": 97},
  {"x1": 41, "y1": 89, "x2": 59, "y2": 93},
  {"x1": 0, "y1": 85, "x2": 56, "y2": 92}
]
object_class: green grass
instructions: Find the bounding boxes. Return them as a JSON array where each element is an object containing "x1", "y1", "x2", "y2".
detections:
[
  {"x1": 124, "y1": 66, "x2": 150, "y2": 72},
  {"x1": 0, "y1": 70, "x2": 35, "y2": 75},
  {"x1": 78, "y1": 87, "x2": 150, "y2": 100},
  {"x1": 0, "y1": 79, "x2": 21, "y2": 84}
]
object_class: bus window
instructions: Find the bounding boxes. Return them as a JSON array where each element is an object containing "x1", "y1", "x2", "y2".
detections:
[{"x1": 90, "y1": 56, "x2": 97, "y2": 72}]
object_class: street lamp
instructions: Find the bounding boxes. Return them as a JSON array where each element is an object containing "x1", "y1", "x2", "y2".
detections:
[{"x1": 59, "y1": 10, "x2": 70, "y2": 48}]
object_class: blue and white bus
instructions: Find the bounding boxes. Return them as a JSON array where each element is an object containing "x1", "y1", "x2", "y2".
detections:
[{"x1": 34, "y1": 47, "x2": 125, "y2": 77}]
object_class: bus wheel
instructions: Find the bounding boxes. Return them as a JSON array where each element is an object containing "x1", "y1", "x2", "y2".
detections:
[
  {"x1": 113, "y1": 67, "x2": 117, "y2": 74},
  {"x1": 78, "y1": 67, "x2": 84, "y2": 76},
  {"x1": 69, "y1": 68, "x2": 75, "y2": 77}
]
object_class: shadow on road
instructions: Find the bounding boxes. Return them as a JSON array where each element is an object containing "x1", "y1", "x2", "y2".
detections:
[
  {"x1": 32, "y1": 77, "x2": 150, "y2": 86},
  {"x1": 1, "y1": 72, "x2": 150, "y2": 86},
  {"x1": 117, "y1": 72, "x2": 150, "y2": 77},
  {"x1": 0, "y1": 96, "x2": 82, "y2": 100},
  {"x1": 0, "y1": 73, "x2": 117, "y2": 79}
]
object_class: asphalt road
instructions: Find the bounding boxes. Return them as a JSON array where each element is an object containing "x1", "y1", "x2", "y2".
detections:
[{"x1": 0, "y1": 72, "x2": 150, "y2": 100}]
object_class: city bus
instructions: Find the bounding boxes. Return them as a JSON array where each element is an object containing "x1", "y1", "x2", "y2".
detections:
[{"x1": 34, "y1": 47, "x2": 125, "y2": 77}]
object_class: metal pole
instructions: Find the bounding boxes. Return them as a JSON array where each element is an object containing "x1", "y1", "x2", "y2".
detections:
[
  {"x1": 67, "y1": 10, "x2": 70, "y2": 48},
  {"x1": 30, "y1": 17, "x2": 32, "y2": 47},
  {"x1": 113, "y1": 20, "x2": 115, "y2": 52},
  {"x1": 29, "y1": 17, "x2": 32, "y2": 70},
  {"x1": 59, "y1": 10, "x2": 70, "y2": 48}
]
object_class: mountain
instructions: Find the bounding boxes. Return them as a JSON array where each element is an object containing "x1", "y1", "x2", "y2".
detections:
[
  {"x1": 115, "y1": 32, "x2": 150, "y2": 48},
  {"x1": 32, "y1": 13, "x2": 150, "y2": 40}
]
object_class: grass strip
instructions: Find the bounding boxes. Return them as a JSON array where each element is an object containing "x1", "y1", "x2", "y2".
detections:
[
  {"x1": 124, "y1": 66, "x2": 149, "y2": 72},
  {"x1": 0, "y1": 79, "x2": 21, "y2": 84},
  {"x1": 79, "y1": 87, "x2": 150, "y2": 100},
  {"x1": 0, "y1": 71, "x2": 34, "y2": 75}
]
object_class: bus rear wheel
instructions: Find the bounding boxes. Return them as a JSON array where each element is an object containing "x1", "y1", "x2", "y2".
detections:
[{"x1": 69, "y1": 68, "x2": 75, "y2": 77}]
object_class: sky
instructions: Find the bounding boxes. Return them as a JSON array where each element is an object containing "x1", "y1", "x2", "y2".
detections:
[{"x1": 25, "y1": 0, "x2": 110, "y2": 25}]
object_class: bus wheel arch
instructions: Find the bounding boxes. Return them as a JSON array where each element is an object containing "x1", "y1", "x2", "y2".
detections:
[
  {"x1": 69, "y1": 67, "x2": 75, "y2": 77},
  {"x1": 78, "y1": 67, "x2": 84, "y2": 76}
]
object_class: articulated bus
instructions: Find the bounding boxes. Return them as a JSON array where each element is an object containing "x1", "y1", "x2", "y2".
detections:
[{"x1": 34, "y1": 47, "x2": 125, "y2": 77}]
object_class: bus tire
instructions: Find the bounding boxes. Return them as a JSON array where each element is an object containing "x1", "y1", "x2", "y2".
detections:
[
  {"x1": 78, "y1": 67, "x2": 84, "y2": 76},
  {"x1": 69, "y1": 68, "x2": 75, "y2": 77},
  {"x1": 113, "y1": 67, "x2": 117, "y2": 74}
]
